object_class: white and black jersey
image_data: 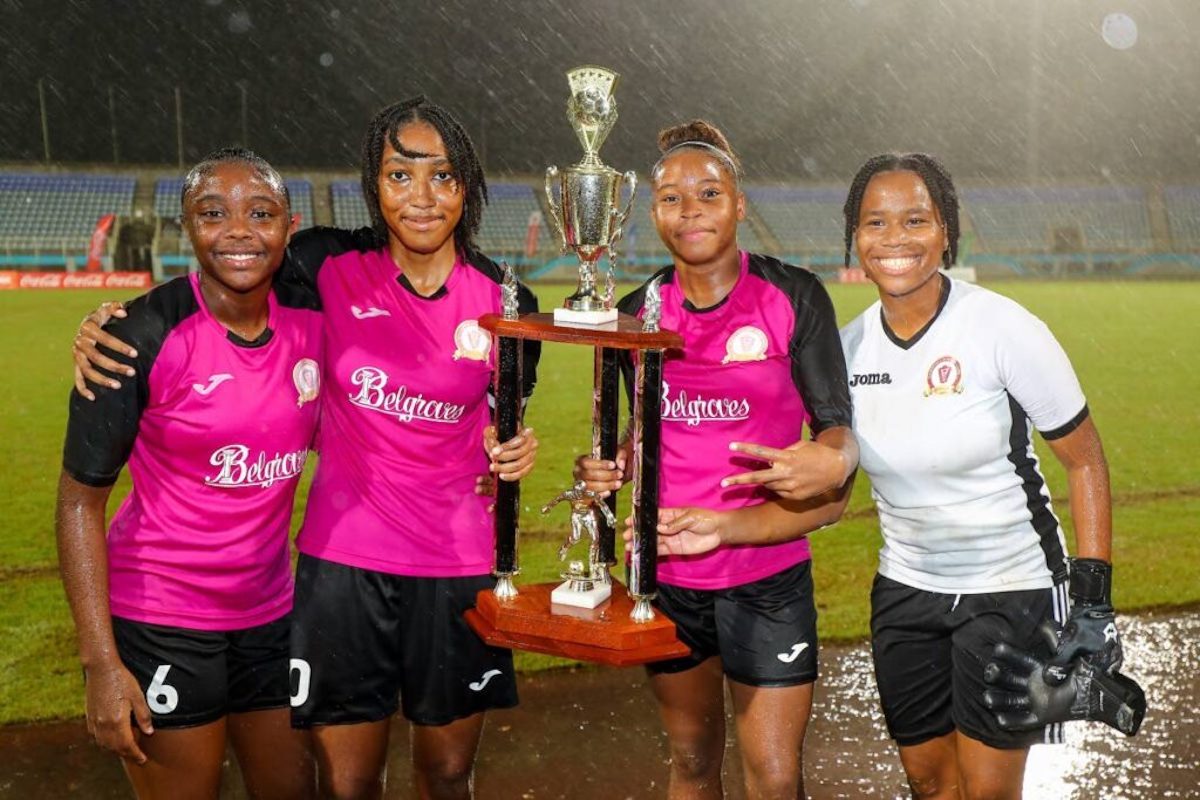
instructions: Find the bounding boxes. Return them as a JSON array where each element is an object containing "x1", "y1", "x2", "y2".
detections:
[{"x1": 842, "y1": 277, "x2": 1088, "y2": 594}]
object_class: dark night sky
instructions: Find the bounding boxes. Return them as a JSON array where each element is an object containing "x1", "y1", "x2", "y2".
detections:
[{"x1": 1, "y1": 0, "x2": 1197, "y2": 182}]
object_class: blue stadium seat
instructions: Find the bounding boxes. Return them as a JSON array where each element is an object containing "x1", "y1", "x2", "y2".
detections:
[
  {"x1": 1163, "y1": 186, "x2": 1200, "y2": 250},
  {"x1": 0, "y1": 173, "x2": 134, "y2": 253},
  {"x1": 744, "y1": 186, "x2": 844, "y2": 258},
  {"x1": 962, "y1": 186, "x2": 1152, "y2": 253}
]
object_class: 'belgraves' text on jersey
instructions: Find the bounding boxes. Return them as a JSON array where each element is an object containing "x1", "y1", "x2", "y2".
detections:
[
  {"x1": 347, "y1": 366, "x2": 468, "y2": 423},
  {"x1": 206, "y1": 445, "x2": 311, "y2": 488}
]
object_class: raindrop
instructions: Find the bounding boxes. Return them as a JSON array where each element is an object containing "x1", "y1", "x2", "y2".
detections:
[
  {"x1": 204, "y1": 0, "x2": 223, "y2": 5},
  {"x1": 1101, "y1": 12, "x2": 1138, "y2": 50},
  {"x1": 319, "y1": 52, "x2": 335, "y2": 67},
  {"x1": 330, "y1": 8, "x2": 341, "y2": 20},
  {"x1": 227, "y1": 10, "x2": 252, "y2": 34}
]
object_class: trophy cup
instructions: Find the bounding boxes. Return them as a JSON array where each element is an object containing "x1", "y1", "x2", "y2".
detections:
[
  {"x1": 463, "y1": 69, "x2": 689, "y2": 667},
  {"x1": 545, "y1": 66, "x2": 636, "y2": 325}
]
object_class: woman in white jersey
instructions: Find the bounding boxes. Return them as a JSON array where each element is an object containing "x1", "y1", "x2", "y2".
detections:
[{"x1": 667, "y1": 153, "x2": 1123, "y2": 800}]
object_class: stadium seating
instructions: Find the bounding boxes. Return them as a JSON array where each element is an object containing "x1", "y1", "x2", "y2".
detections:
[
  {"x1": 1163, "y1": 186, "x2": 1200, "y2": 250},
  {"x1": 0, "y1": 173, "x2": 134, "y2": 253},
  {"x1": 477, "y1": 182, "x2": 548, "y2": 258},
  {"x1": 330, "y1": 180, "x2": 371, "y2": 230},
  {"x1": 962, "y1": 186, "x2": 1152, "y2": 253},
  {"x1": 153, "y1": 177, "x2": 315, "y2": 230},
  {"x1": 744, "y1": 186, "x2": 845, "y2": 258}
]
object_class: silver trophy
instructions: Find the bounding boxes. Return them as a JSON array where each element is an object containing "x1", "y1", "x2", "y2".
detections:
[
  {"x1": 545, "y1": 65, "x2": 637, "y2": 325},
  {"x1": 542, "y1": 480, "x2": 617, "y2": 608}
]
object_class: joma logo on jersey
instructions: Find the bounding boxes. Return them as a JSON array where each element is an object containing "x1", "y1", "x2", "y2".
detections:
[
  {"x1": 349, "y1": 366, "x2": 467, "y2": 424},
  {"x1": 850, "y1": 372, "x2": 892, "y2": 387},
  {"x1": 661, "y1": 381, "x2": 751, "y2": 427},
  {"x1": 205, "y1": 445, "x2": 309, "y2": 489}
]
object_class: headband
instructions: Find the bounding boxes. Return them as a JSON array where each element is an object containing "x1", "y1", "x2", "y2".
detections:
[{"x1": 652, "y1": 140, "x2": 741, "y2": 181}]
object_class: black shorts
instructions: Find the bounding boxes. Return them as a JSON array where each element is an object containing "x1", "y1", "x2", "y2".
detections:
[
  {"x1": 646, "y1": 560, "x2": 818, "y2": 687},
  {"x1": 870, "y1": 574, "x2": 1069, "y2": 750},
  {"x1": 289, "y1": 554, "x2": 518, "y2": 728},
  {"x1": 110, "y1": 614, "x2": 292, "y2": 729}
]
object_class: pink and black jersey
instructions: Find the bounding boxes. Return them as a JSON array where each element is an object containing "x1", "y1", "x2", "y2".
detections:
[
  {"x1": 62, "y1": 274, "x2": 323, "y2": 630},
  {"x1": 618, "y1": 252, "x2": 851, "y2": 590},
  {"x1": 277, "y1": 228, "x2": 539, "y2": 577}
]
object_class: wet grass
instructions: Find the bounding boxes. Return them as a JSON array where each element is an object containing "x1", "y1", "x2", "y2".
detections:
[{"x1": 1, "y1": 280, "x2": 1197, "y2": 723}]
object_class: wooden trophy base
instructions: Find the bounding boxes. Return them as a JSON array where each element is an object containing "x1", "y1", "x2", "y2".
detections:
[{"x1": 466, "y1": 581, "x2": 691, "y2": 667}]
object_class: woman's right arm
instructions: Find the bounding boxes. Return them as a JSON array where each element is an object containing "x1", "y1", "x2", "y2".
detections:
[{"x1": 56, "y1": 472, "x2": 154, "y2": 763}]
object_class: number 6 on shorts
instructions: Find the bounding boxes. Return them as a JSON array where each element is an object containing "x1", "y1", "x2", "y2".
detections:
[{"x1": 146, "y1": 664, "x2": 179, "y2": 714}]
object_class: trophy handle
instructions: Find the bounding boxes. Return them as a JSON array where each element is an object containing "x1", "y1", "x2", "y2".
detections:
[
  {"x1": 544, "y1": 166, "x2": 568, "y2": 253},
  {"x1": 609, "y1": 170, "x2": 638, "y2": 245}
]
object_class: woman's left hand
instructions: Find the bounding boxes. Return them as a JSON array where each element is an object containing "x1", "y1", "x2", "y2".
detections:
[
  {"x1": 721, "y1": 439, "x2": 849, "y2": 501},
  {"x1": 484, "y1": 425, "x2": 538, "y2": 482}
]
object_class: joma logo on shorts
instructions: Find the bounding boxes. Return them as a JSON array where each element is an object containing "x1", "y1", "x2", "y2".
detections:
[{"x1": 849, "y1": 372, "x2": 892, "y2": 387}]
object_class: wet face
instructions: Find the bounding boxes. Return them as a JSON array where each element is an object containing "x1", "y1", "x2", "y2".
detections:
[
  {"x1": 651, "y1": 149, "x2": 744, "y2": 268},
  {"x1": 182, "y1": 162, "x2": 295, "y2": 295},
  {"x1": 854, "y1": 170, "x2": 948, "y2": 300},
  {"x1": 377, "y1": 121, "x2": 463, "y2": 257}
]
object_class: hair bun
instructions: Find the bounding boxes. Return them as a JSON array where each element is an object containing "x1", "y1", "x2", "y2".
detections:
[{"x1": 657, "y1": 119, "x2": 730, "y2": 154}]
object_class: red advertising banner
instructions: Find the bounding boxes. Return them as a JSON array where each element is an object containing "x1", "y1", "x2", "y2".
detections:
[
  {"x1": 0, "y1": 271, "x2": 153, "y2": 290},
  {"x1": 524, "y1": 209, "x2": 542, "y2": 259},
  {"x1": 84, "y1": 213, "x2": 117, "y2": 272}
]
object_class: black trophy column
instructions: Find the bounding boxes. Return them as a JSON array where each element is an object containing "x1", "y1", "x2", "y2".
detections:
[
  {"x1": 493, "y1": 335, "x2": 522, "y2": 577},
  {"x1": 595, "y1": 346, "x2": 620, "y2": 566},
  {"x1": 629, "y1": 348, "x2": 664, "y2": 598}
]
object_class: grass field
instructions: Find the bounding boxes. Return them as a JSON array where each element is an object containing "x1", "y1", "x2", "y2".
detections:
[{"x1": 1, "y1": 280, "x2": 1198, "y2": 725}]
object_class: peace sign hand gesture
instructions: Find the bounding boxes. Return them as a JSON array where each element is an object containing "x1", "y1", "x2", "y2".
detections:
[{"x1": 721, "y1": 438, "x2": 852, "y2": 501}]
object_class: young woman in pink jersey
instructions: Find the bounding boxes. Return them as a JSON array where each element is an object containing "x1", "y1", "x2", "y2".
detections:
[
  {"x1": 73, "y1": 98, "x2": 541, "y2": 800},
  {"x1": 576, "y1": 120, "x2": 858, "y2": 800},
  {"x1": 58, "y1": 149, "x2": 318, "y2": 800}
]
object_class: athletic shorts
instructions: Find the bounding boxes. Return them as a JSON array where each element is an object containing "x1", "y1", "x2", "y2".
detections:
[
  {"x1": 646, "y1": 559, "x2": 818, "y2": 686},
  {"x1": 110, "y1": 613, "x2": 292, "y2": 729},
  {"x1": 870, "y1": 573, "x2": 1069, "y2": 750},
  {"x1": 289, "y1": 553, "x2": 518, "y2": 728}
]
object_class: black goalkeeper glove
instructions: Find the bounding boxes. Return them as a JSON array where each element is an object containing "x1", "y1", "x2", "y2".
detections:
[
  {"x1": 1044, "y1": 557, "x2": 1122, "y2": 684},
  {"x1": 983, "y1": 623, "x2": 1146, "y2": 736}
]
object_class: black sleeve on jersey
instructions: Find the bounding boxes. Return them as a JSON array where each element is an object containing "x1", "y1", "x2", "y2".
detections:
[
  {"x1": 62, "y1": 278, "x2": 199, "y2": 487},
  {"x1": 1041, "y1": 404, "x2": 1090, "y2": 441},
  {"x1": 273, "y1": 225, "x2": 382, "y2": 311},
  {"x1": 747, "y1": 254, "x2": 852, "y2": 436},
  {"x1": 464, "y1": 250, "x2": 542, "y2": 400},
  {"x1": 615, "y1": 265, "x2": 676, "y2": 411}
]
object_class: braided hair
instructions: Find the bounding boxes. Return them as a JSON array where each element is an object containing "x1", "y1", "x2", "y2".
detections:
[
  {"x1": 359, "y1": 96, "x2": 488, "y2": 255},
  {"x1": 181, "y1": 146, "x2": 289, "y2": 211},
  {"x1": 842, "y1": 153, "x2": 959, "y2": 268}
]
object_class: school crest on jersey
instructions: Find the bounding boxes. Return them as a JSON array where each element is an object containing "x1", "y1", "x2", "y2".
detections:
[
  {"x1": 924, "y1": 355, "x2": 964, "y2": 397},
  {"x1": 453, "y1": 320, "x2": 491, "y2": 361},
  {"x1": 721, "y1": 326, "x2": 768, "y2": 364},
  {"x1": 293, "y1": 358, "x2": 321, "y2": 407}
]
